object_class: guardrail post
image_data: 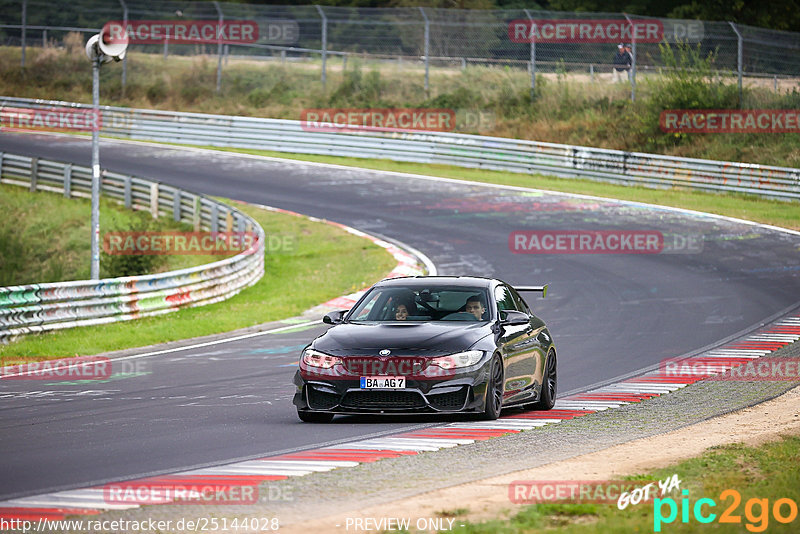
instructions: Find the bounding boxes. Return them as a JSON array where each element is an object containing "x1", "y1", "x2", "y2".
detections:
[
  {"x1": 123, "y1": 175, "x2": 131, "y2": 208},
  {"x1": 0, "y1": 152, "x2": 4, "y2": 184},
  {"x1": 64, "y1": 164, "x2": 72, "y2": 198},
  {"x1": 30, "y1": 157, "x2": 38, "y2": 192},
  {"x1": 173, "y1": 189, "x2": 181, "y2": 221},
  {"x1": 419, "y1": 7, "x2": 430, "y2": 95},
  {"x1": 211, "y1": 204, "x2": 219, "y2": 233},
  {"x1": 237, "y1": 215, "x2": 245, "y2": 233},
  {"x1": 193, "y1": 196, "x2": 201, "y2": 231},
  {"x1": 150, "y1": 182, "x2": 159, "y2": 218},
  {"x1": 315, "y1": 5, "x2": 328, "y2": 89},
  {"x1": 225, "y1": 211, "x2": 234, "y2": 232}
]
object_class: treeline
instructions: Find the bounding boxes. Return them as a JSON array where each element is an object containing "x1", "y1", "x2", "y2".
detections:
[{"x1": 222, "y1": 0, "x2": 800, "y2": 32}]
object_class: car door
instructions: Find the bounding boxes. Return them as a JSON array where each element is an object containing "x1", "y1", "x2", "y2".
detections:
[{"x1": 494, "y1": 284, "x2": 536, "y2": 404}]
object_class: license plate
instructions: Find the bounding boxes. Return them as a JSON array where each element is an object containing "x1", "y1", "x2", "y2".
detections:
[{"x1": 360, "y1": 376, "x2": 406, "y2": 389}]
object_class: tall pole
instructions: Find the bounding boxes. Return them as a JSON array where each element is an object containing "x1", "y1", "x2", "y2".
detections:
[
  {"x1": 21, "y1": 0, "x2": 27, "y2": 68},
  {"x1": 728, "y1": 22, "x2": 743, "y2": 108},
  {"x1": 624, "y1": 13, "x2": 636, "y2": 102},
  {"x1": 523, "y1": 9, "x2": 536, "y2": 100},
  {"x1": 119, "y1": 0, "x2": 128, "y2": 96},
  {"x1": 214, "y1": 1, "x2": 223, "y2": 93},
  {"x1": 316, "y1": 5, "x2": 327, "y2": 89},
  {"x1": 419, "y1": 7, "x2": 429, "y2": 94},
  {"x1": 91, "y1": 58, "x2": 101, "y2": 280}
]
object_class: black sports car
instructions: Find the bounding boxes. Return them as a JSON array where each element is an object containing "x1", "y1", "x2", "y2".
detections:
[{"x1": 293, "y1": 276, "x2": 556, "y2": 422}]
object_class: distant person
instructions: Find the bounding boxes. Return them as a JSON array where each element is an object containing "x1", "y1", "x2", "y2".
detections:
[
  {"x1": 624, "y1": 44, "x2": 633, "y2": 81},
  {"x1": 612, "y1": 43, "x2": 630, "y2": 82}
]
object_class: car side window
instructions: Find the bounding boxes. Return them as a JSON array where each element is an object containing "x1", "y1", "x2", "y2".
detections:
[{"x1": 494, "y1": 286, "x2": 516, "y2": 313}]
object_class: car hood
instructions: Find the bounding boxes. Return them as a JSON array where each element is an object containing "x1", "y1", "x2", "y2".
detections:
[{"x1": 314, "y1": 322, "x2": 492, "y2": 356}]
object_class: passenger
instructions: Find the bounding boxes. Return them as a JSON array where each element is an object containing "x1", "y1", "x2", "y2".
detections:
[
  {"x1": 394, "y1": 304, "x2": 409, "y2": 321},
  {"x1": 465, "y1": 295, "x2": 486, "y2": 320}
]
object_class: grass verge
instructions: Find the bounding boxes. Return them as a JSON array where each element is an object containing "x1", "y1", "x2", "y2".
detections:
[
  {"x1": 202, "y1": 146, "x2": 800, "y2": 232},
  {"x1": 0, "y1": 200, "x2": 396, "y2": 361},
  {"x1": 0, "y1": 184, "x2": 216, "y2": 285},
  {"x1": 452, "y1": 434, "x2": 800, "y2": 533}
]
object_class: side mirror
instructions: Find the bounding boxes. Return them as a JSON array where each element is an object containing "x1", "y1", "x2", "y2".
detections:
[
  {"x1": 323, "y1": 310, "x2": 346, "y2": 325},
  {"x1": 500, "y1": 310, "x2": 530, "y2": 326}
]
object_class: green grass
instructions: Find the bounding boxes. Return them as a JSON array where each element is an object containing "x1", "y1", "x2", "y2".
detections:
[
  {"x1": 203, "y1": 147, "x2": 800, "y2": 232},
  {"x1": 0, "y1": 184, "x2": 215, "y2": 285},
  {"x1": 0, "y1": 200, "x2": 396, "y2": 361},
  {"x1": 2, "y1": 43, "x2": 799, "y2": 167},
  {"x1": 452, "y1": 434, "x2": 800, "y2": 533}
]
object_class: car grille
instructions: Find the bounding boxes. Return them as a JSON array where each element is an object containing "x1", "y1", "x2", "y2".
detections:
[
  {"x1": 341, "y1": 390, "x2": 426, "y2": 409},
  {"x1": 428, "y1": 387, "x2": 469, "y2": 410},
  {"x1": 307, "y1": 387, "x2": 340, "y2": 410}
]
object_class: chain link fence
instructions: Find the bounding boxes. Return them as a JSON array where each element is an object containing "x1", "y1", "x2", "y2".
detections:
[{"x1": 1, "y1": 1, "x2": 799, "y2": 99}]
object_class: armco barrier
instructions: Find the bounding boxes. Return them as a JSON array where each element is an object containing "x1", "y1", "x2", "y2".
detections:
[
  {"x1": 2, "y1": 96, "x2": 799, "y2": 200},
  {"x1": 0, "y1": 152, "x2": 265, "y2": 343}
]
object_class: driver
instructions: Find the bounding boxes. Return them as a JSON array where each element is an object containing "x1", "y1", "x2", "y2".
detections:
[{"x1": 465, "y1": 295, "x2": 486, "y2": 320}]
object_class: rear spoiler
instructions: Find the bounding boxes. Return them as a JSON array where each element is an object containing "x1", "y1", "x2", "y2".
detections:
[{"x1": 515, "y1": 285, "x2": 548, "y2": 298}]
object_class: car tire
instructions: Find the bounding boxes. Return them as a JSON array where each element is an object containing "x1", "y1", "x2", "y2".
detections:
[
  {"x1": 297, "y1": 410, "x2": 335, "y2": 423},
  {"x1": 534, "y1": 350, "x2": 557, "y2": 410},
  {"x1": 480, "y1": 355, "x2": 504, "y2": 420}
]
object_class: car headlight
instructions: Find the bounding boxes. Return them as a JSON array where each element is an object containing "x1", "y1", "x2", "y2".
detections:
[
  {"x1": 302, "y1": 349, "x2": 342, "y2": 369},
  {"x1": 430, "y1": 350, "x2": 484, "y2": 369}
]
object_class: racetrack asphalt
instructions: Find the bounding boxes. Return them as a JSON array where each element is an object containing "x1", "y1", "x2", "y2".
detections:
[{"x1": 0, "y1": 133, "x2": 798, "y2": 500}]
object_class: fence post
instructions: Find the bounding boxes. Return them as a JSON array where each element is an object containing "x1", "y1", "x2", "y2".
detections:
[
  {"x1": 193, "y1": 196, "x2": 201, "y2": 231},
  {"x1": 728, "y1": 22, "x2": 743, "y2": 108},
  {"x1": 173, "y1": 189, "x2": 181, "y2": 221},
  {"x1": 150, "y1": 183, "x2": 159, "y2": 218},
  {"x1": 316, "y1": 5, "x2": 327, "y2": 89},
  {"x1": 42, "y1": 29, "x2": 46, "y2": 47},
  {"x1": 21, "y1": 0, "x2": 27, "y2": 68},
  {"x1": 119, "y1": 0, "x2": 128, "y2": 96},
  {"x1": 419, "y1": 7, "x2": 429, "y2": 94},
  {"x1": 64, "y1": 164, "x2": 73, "y2": 198},
  {"x1": 123, "y1": 175, "x2": 131, "y2": 207},
  {"x1": 213, "y1": 1, "x2": 223, "y2": 93},
  {"x1": 30, "y1": 157, "x2": 38, "y2": 192},
  {"x1": 211, "y1": 204, "x2": 219, "y2": 232},
  {"x1": 0, "y1": 152, "x2": 4, "y2": 184},
  {"x1": 624, "y1": 13, "x2": 636, "y2": 102},
  {"x1": 163, "y1": 37, "x2": 168, "y2": 59},
  {"x1": 523, "y1": 9, "x2": 536, "y2": 100}
]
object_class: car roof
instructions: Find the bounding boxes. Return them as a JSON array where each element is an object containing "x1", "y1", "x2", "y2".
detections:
[{"x1": 373, "y1": 276, "x2": 499, "y2": 289}]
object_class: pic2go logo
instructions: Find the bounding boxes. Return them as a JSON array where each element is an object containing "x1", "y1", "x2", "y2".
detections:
[{"x1": 654, "y1": 489, "x2": 798, "y2": 532}]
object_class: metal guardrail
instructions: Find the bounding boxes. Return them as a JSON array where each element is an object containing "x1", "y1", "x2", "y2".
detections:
[
  {"x1": 2, "y1": 96, "x2": 797, "y2": 201},
  {"x1": 0, "y1": 150, "x2": 265, "y2": 343}
]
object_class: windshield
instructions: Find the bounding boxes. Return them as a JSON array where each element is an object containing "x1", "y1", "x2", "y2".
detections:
[{"x1": 347, "y1": 285, "x2": 491, "y2": 322}]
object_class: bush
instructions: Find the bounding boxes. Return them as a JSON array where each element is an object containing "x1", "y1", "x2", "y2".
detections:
[{"x1": 100, "y1": 212, "x2": 166, "y2": 278}]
